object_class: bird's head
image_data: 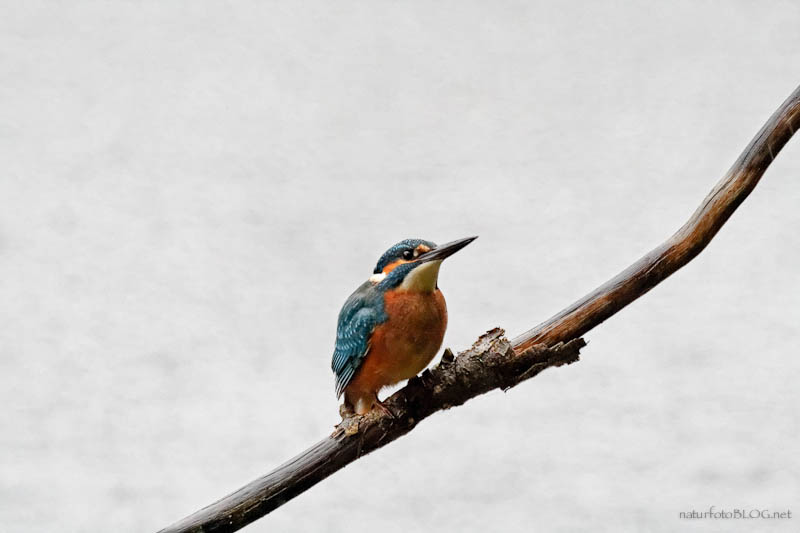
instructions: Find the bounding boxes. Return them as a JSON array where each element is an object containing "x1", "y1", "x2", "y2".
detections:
[{"x1": 369, "y1": 236, "x2": 477, "y2": 292}]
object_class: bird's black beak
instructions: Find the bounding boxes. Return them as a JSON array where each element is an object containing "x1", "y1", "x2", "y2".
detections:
[{"x1": 419, "y1": 236, "x2": 478, "y2": 263}]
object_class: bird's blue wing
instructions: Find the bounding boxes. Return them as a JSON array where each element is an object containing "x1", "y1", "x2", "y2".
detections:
[{"x1": 331, "y1": 281, "x2": 387, "y2": 398}]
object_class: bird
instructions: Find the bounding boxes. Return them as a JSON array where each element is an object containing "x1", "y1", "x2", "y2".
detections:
[{"x1": 331, "y1": 236, "x2": 477, "y2": 415}]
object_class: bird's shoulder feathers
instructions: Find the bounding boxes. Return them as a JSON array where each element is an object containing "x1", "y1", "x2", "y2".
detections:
[{"x1": 331, "y1": 279, "x2": 388, "y2": 397}]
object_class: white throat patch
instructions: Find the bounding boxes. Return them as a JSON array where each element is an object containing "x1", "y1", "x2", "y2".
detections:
[
  {"x1": 368, "y1": 272, "x2": 387, "y2": 284},
  {"x1": 399, "y1": 260, "x2": 442, "y2": 292}
]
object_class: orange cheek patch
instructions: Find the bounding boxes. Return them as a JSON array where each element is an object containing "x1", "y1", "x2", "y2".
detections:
[{"x1": 382, "y1": 259, "x2": 409, "y2": 274}]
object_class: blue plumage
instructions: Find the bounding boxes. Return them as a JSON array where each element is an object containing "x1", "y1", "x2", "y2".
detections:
[
  {"x1": 373, "y1": 239, "x2": 436, "y2": 274},
  {"x1": 331, "y1": 263, "x2": 428, "y2": 397},
  {"x1": 331, "y1": 280, "x2": 388, "y2": 398},
  {"x1": 331, "y1": 236, "x2": 476, "y2": 413},
  {"x1": 332, "y1": 239, "x2": 438, "y2": 398}
]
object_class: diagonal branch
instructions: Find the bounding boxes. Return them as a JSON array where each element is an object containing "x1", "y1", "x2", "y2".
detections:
[
  {"x1": 160, "y1": 334, "x2": 586, "y2": 533},
  {"x1": 158, "y1": 84, "x2": 800, "y2": 533},
  {"x1": 513, "y1": 86, "x2": 800, "y2": 351}
]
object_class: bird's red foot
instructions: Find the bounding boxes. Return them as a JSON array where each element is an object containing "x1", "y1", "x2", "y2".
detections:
[{"x1": 374, "y1": 399, "x2": 395, "y2": 418}]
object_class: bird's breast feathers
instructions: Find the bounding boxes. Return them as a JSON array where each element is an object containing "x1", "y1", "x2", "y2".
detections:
[
  {"x1": 365, "y1": 288, "x2": 448, "y2": 382},
  {"x1": 332, "y1": 270, "x2": 448, "y2": 398}
]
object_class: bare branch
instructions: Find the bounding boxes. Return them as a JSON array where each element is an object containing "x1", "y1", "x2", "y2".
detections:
[
  {"x1": 513, "y1": 86, "x2": 800, "y2": 351},
  {"x1": 158, "y1": 85, "x2": 800, "y2": 533},
  {"x1": 159, "y1": 333, "x2": 585, "y2": 533}
]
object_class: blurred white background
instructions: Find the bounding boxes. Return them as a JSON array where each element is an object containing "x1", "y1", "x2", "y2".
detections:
[{"x1": 1, "y1": 2, "x2": 799, "y2": 532}]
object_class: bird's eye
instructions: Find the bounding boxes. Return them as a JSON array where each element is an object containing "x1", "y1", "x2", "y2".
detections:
[{"x1": 402, "y1": 250, "x2": 413, "y2": 260}]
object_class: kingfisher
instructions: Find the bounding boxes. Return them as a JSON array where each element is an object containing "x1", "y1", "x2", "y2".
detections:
[{"x1": 331, "y1": 236, "x2": 477, "y2": 415}]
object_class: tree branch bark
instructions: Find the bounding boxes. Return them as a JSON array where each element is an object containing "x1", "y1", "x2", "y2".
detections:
[{"x1": 158, "y1": 84, "x2": 800, "y2": 533}]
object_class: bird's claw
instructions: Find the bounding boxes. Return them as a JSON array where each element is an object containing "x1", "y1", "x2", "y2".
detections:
[{"x1": 374, "y1": 399, "x2": 396, "y2": 419}]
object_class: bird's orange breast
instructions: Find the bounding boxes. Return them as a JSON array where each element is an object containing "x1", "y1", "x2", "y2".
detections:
[{"x1": 344, "y1": 289, "x2": 447, "y2": 403}]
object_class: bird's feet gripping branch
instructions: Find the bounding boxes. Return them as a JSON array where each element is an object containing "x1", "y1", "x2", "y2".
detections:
[{"x1": 331, "y1": 236, "x2": 477, "y2": 415}]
